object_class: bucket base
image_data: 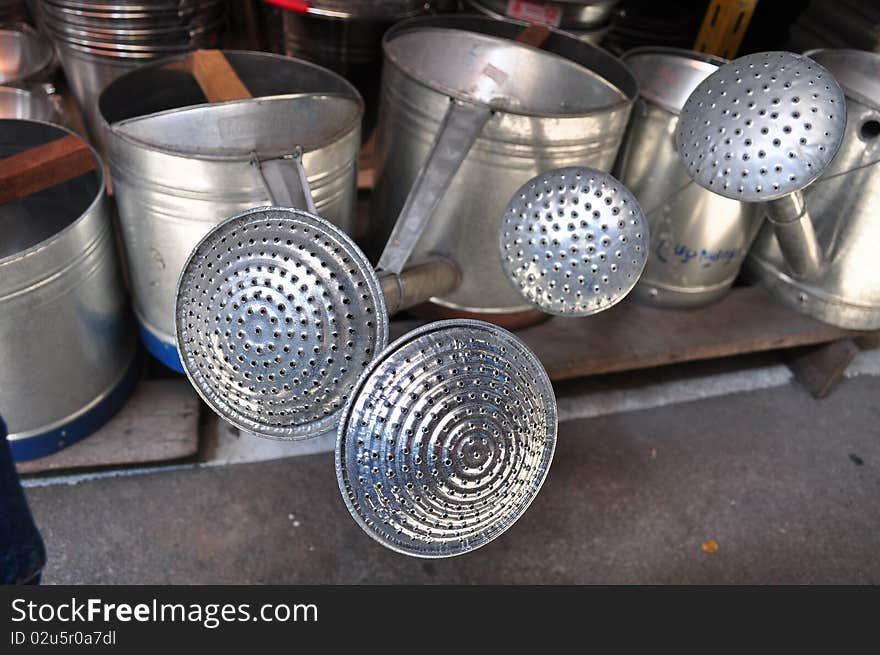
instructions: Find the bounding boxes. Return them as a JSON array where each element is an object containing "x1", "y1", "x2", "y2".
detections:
[
  {"x1": 138, "y1": 319, "x2": 184, "y2": 373},
  {"x1": 408, "y1": 303, "x2": 550, "y2": 331},
  {"x1": 629, "y1": 278, "x2": 735, "y2": 310},
  {"x1": 7, "y1": 355, "x2": 140, "y2": 462},
  {"x1": 745, "y1": 255, "x2": 880, "y2": 331}
]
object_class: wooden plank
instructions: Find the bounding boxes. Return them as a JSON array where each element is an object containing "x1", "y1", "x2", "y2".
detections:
[
  {"x1": 786, "y1": 338, "x2": 860, "y2": 398},
  {"x1": 16, "y1": 379, "x2": 200, "y2": 475},
  {"x1": 0, "y1": 135, "x2": 95, "y2": 205},
  {"x1": 190, "y1": 49, "x2": 251, "y2": 103},
  {"x1": 694, "y1": 0, "x2": 758, "y2": 59},
  {"x1": 516, "y1": 286, "x2": 864, "y2": 381}
]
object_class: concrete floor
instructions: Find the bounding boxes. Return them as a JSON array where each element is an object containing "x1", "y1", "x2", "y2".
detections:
[{"x1": 25, "y1": 373, "x2": 880, "y2": 584}]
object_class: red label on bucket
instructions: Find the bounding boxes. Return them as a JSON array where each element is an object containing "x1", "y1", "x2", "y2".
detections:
[
  {"x1": 505, "y1": 0, "x2": 562, "y2": 27},
  {"x1": 262, "y1": 0, "x2": 310, "y2": 13}
]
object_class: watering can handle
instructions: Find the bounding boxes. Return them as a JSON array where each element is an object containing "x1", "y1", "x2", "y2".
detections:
[
  {"x1": 184, "y1": 50, "x2": 319, "y2": 214},
  {"x1": 253, "y1": 148, "x2": 317, "y2": 214},
  {"x1": 377, "y1": 99, "x2": 492, "y2": 274},
  {"x1": 376, "y1": 25, "x2": 552, "y2": 275}
]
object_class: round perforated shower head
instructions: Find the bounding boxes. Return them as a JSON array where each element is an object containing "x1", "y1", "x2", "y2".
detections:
[
  {"x1": 676, "y1": 51, "x2": 847, "y2": 202},
  {"x1": 176, "y1": 207, "x2": 388, "y2": 440},
  {"x1": 499, "y1": 167, "x2": 649, "y2": 316},
  {"x1": 336, "y1": 320, "x2": 557, "y2": 558}
]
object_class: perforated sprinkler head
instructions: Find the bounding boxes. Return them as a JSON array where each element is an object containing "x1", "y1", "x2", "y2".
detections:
[
  {"x1": 335, "y1": 319, "x2": 557, "y2": 557},
  {"x1": 499, "y1": 166, "x2": 649, "y2": 316},
  {"x1": 676, "y1": 51, "x2": 846, "y2": 201},
  {"x1": 175, "y1": 206, "x2": 388, "y2": 440}
]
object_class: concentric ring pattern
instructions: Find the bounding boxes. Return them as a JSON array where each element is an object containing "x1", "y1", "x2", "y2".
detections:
[
  {"x1": 677, "y1": 51, "x2": 846, "y2": 201},
  {"x1": 499, "y1": 167, "x2": 648, "y2": 316},
  {"x1": 336, "y1": 320, "x2": 557, "y2": 557},
  {"x1": 176, "y1": 207, "x2": 388, "y2": 440}
]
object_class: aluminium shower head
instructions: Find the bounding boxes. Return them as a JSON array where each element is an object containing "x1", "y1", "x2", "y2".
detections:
[
  {"x1": 335, "y1": 319, "x2": 557, "y2": 557},
  {"x1": 499, "y1": 166, "x2": 649, "y2": 316},
  {"x1": 676, "y1": 51, "x2": 846, "y2": 201},
  {"x1": 175, "y1": 206, "x2": 388, "y2": 440}
]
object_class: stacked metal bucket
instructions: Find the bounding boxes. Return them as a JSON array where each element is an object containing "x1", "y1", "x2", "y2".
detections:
[
  {"x1": 38, "y1": 0, "x2": 225, "y2": 143},
  {"x1": 0, "y1": 0, "x2": 29, "y2": 24},
  {"x1": 0, "y1": 26, "x2": 61, "y2": 122}
]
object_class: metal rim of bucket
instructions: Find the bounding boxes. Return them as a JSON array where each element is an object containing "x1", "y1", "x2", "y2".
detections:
[
  {"x1": 0, "y1": 119, "x2": 106, "y2": 268},
  {"x1": 0, "y1": 86, "x2": 59, "y2": 122},
  {"x1": 40, "y1": 0, "x2": 224, "y2": 58},
  {"x1": 382, "y1": 14, "x2": 638, "y2": 119},
  {"x1": 0, "y1": 118, "x2": 138, "y2": 460},
  {"x1": 465, "y1": 0, "x2": 619, "y2": 31},
  {"x1": 106, "y1": 93, "x2": 363, "y2": 161},
  {"x1": 621, "y1": 46, "x2": 728, "y2": 115},
  {"x1": 262, "y1": 0, "x2": 431, "y2": 21},
  {"x1": 0, "y1": 27, "x2": 56, "y2": 85},
  {"x1": 98, "y1": 49, "x2": 364, "y2": 140},
  {"x1": 42, "y1": 0, "x2": 220, "y2": 13},
  {"x1": 41, "y1": 8, "x2": 223, "y2": 35}
]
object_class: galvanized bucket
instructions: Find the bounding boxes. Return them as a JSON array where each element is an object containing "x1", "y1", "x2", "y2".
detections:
[
  {"x1": 39, "y1": 0, "x2": 225, "y2": 150},
  {"x1": 464, "y1": 0, "x2": 618, "y2": 43},
  {"x1": 100, "y1": 50, "x2": 363, "y2": 371},
  {"x1": 369, "y1": 15, "x2": 637, "y2": 319},
  {"x1": 0, "y1": 85, "x2": 60, "y2": 121},
  {"x1": 0, "y1": 26, "x2": 55, "y2": 85},
  {"x1": 616, "y1": 47, "x2": 762, "y2": 309},
  {"x1": 0, "y1": 119, "x2": 137, "y2": 461},
  {"x1": 745, "y1": 49, "x2": 880, "y2": 330}
]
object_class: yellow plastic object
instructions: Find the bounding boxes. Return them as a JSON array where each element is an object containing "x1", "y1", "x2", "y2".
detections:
[{"x1": 694, "y1": 0, "x2": 758, "y2": 59}]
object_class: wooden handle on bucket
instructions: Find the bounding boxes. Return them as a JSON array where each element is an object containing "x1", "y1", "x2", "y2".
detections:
[
  {"x1": 0, "y1": 135, "x2": 95, "y2": 206},
  {"x1": 190, "y1": 50, "x2": 252, "y2": 103}
]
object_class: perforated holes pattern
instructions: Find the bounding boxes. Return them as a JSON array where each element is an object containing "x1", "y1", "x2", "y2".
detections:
[
  {"x1": 176, "y1": 207, "x2": 388, "y2": 440},
  {"x1": 676, "y1": 51, "x2": 846, "y2": 201},
  {"x1": 336, "y1": 320, "x2": 557, "y2": 558}
]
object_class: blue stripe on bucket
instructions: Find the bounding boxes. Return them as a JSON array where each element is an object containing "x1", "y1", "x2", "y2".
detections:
[
  {"x1": 138, "y1": 320, "x2": 184, "y2": 373},
  {"x1": 7, "y1": 358, "x2": 140, "y2": 462}
]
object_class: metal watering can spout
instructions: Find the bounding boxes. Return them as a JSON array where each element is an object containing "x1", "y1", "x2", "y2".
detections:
[
  {"x1": 675, "y1": 51, "x2": 847, "y2": 281},
  {"x1": 764, "y1": 191, "x2": 824, "y2": 279}
]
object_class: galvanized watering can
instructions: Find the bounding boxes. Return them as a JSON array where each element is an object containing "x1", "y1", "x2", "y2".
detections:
[
  {"x1": 173, "y1": 164, "x2": 651, "y2": 556},
  {"x1": 0, "y1": 27, "x2": 64, "y2": 124},
  {"x1": 100, "y1": 50, "x2": 363, "y2": 371},
  {"x1": 616, "y1": 47, "x2": 763, "y2": 308},
  {"x1": 0, "y1": 119, "x2": 137, "y2": 461},
  {"x1": 675, "y1": 49, "x2": 880, "y2": 330},
  {"x1": 743, "y1": 49, "x2": 880, "y2": 330},
  {"x1": 369, "y1": 15, "x2": 637, "y2": 325}
]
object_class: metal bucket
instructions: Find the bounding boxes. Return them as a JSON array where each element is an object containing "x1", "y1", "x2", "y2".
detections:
[
  {"x1": 39, "y1": 0, "x2": 225, "y2": 150},
  {"x1": 370, "y1": 15, "x2": 636, "y2": 318},
  {"x1": 745, "y1": 49, "x2": 880, "y2": 330},
  {"x1": 464, "y1": 0, "x2": 618, "y2": 43},
  {"x1": 258, "y1": 0, "x2": 437, "y2": 136},
  {"x1": 0, "y1": 27, "x2": 55, "y2": 85},
  {"x1": 99, "y1": 50, "x2": 363, "y2": 371},
  {"x1": 0, "y1": 119, "x2": 137, "y2": 461},
  {"x1": 0, "y1": 85, "x2": 60, "y2": 121},
  {"x1": 616, "y1": 47, "x2": 762, "y2": 308}
]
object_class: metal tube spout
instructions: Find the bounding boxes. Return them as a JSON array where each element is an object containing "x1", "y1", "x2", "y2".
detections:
[
  {"x1": 765, "y1": 192, "x2": 824, "y2": 281},
  {"x1": 378, "y1": 258, "x2": 462, "y2": 315}
]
